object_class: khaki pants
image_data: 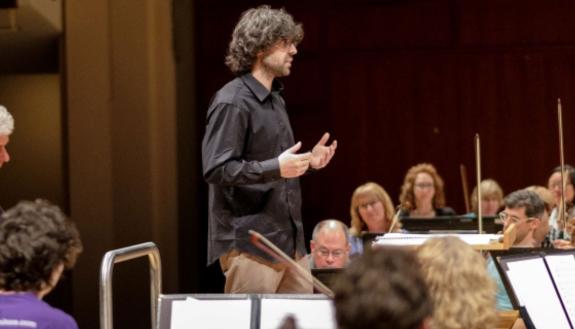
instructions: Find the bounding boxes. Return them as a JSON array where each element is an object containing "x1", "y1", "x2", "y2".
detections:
[{"x1": 220, "y1": 250, "x2": 313, "y2": 294}]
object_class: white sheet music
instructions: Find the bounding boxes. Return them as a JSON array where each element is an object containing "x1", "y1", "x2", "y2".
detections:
[
  {"x1": 373, "y1": 233, "x2": 501, "y2": 246},
  {"x1": 170, "y1": 297, "x2": 252, "y2": 329},
  {"x1": 545, "y1": 254, "x2": 575, "y2": 325},
  {"x1": 260, "y1": 298, "x2": 336, "y2": 329},
  {"x1": 506, "y1": 258, "x2": 571, "y2": 329}
]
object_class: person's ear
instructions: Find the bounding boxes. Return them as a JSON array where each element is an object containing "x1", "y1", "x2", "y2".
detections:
[
  {"x1": 310, "y1": 240, "x2": 316, "y2": 251},
  {"x1": 529, "y1": 218, "x2": 541, "y2": 230}
]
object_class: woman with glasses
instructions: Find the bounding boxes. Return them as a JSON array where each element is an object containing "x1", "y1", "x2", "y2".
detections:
[
  {"x1": 349, "y1": 182, "x2": 400, "y2": 254},
  {"x1": 398, "y1": 163, "x2": 455, "y2": 219}
]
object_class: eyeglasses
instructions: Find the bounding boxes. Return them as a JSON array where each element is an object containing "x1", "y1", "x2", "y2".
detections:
[
  {"x1": 316, "y1": 248, "x2": 345, "y2": 259},
  {"x1": 498, "y1": 211, "x2": 534, "y2": 224},
  {"x1": 414, "y1": 182, "x2": 434, "y2": 189},
  {"x1": 549, "y1": 181, "x2": 573, "y2": 190},
  {"x1": 358, "y1": 200, "x2": 380, "y2": 210}
]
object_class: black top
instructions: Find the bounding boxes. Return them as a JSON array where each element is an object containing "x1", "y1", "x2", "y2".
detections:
[
  {"x1": 202, "y1": 73, "x2": 306, "y2": 264},
  {"x1": 398, "y1": 207, "x2": 456, "y2": 219}
]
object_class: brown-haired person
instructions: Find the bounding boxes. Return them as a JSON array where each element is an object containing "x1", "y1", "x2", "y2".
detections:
[
  {"x1": 202, "y1": 5, "x2": 337, "y2": 293},
  {"x1": 349, "y1": 182, "x2": 400, "y2": 254},
  {"x1": 333, "y1": 249, "x2": 432, "y2": 329},
  {"x1": 0, "y1": 200, "x2": 83, "y2": 329},
  {"x1": 399, "y1": 163, "x2": 455, "y2": 219},
  {"x1": 418, "y1": 237, "x2": 497, "y2": 329}
]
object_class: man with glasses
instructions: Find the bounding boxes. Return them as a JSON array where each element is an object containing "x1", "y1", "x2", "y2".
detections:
[
  {"x1": 490, "y1": 189, "x2": 549, "y2": 310},
  {"x1": 310, "y1": 220, "x2": 350, "y2": 269},
  {"x1": 499, "y1": 189, "x2": 548, "y2": 248}
]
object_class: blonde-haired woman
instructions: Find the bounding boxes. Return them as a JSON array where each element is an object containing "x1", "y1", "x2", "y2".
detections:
[
  {"x1": 417, "y1": 236, "x2": 497, "y2": 329},
  {"x1": 470, "y1": 179, "x2": 504, "y2": 216},
  {"x1": 399, "y1": 163, "x2": 455, "y2": 218},
  {"x1": 349, "y1": 182, "x2": 399, "y2": 254}
]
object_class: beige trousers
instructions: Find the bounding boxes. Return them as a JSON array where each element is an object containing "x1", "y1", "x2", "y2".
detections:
[{"x1": 219, "y1": 250, "x2": 313, "y2": 294}]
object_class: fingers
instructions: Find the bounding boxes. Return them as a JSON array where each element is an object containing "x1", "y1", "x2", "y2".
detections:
[
  {"x1": 316, "y1": 132, "x2": 330, "y2": 146},
  {"x1": 330, "y1": 140, "x2": 338, "y2": 152},
  {"x1": 279, "y1": 151, "x2": 311, "y2": 178},
  {"x1": 288, "y1": 141, "x2": 302, "y2": 153}
]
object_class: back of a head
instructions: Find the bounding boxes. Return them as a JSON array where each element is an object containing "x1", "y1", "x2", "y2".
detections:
[
  {"x1": 417, "y1": 237, "x2": 496, "y2": 329},
  {"x1": 0, "y1": 200, "x2": 82, "y2": 293},
  {"x1": 333, "y1": 248, "x2": 432, "y2": 329}
]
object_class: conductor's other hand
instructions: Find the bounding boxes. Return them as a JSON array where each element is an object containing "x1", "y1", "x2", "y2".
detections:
[
  {"x1": 279, "y1": 142, "x2": 311, "y2": 178},
  {"x1": 310, "y1": 132, "x2": 337, "y2": 170}
]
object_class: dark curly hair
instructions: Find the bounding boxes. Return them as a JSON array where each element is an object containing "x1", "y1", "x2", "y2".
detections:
[
  {"x1": 0, "y1": 199, "x2": 83, "y2": 292},
  {"x1": 225, "y1": 5, "x2": 304, "y2": 75},
  {"x1": 333, "y1": 248, "x2": 432, "y2": 329}
]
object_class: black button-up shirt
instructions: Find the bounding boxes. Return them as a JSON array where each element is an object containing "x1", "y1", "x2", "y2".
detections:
[{"x1": 202, "y1": 73, "x2": 306, "y2": 264}]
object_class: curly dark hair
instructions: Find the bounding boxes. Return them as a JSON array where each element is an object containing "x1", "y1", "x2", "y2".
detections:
[
  {"x1": 333, "y1": 248, "x2": 432, "y2": 329},
  {"x1": 0, "y1": 199, "x2": 83, "y2": 292},
  {"x1": 225, "y1": 5, "x2": 304, "y2": 75}
]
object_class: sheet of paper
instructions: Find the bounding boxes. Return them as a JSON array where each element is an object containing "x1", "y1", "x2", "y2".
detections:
[
  {"x1": 506, "y1": 257, "x2": 571, "y2": 329},
  {"x1": 373, "y1": 233, "x2": 502, "y2": 246},
  {"x1": 545, "y1": 254, "x2": 575, "y2": 325},
  {"x1": 260, "y1": 298, "x2": 336, "y2": 329},
  {"x1": 170, "y1": 297, "x2": 252, "y2": 329}
]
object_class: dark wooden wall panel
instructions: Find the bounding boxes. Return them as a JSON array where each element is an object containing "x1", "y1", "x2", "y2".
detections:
[{"x1": 194, "y1": 0, "x2": 575, "y2": 290}]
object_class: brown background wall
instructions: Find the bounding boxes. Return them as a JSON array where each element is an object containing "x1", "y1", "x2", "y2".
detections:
[{"x1": 195, "y1": 0, "x2": 575, "y2": 238}]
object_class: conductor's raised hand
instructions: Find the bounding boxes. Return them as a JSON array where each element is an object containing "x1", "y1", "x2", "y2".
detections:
[
  {"x1": 279, "y1": 142, "x2": 311, "y2": 178},
  {"x1": 310, "y1": 132, "x2": 337, "y2": 170}
]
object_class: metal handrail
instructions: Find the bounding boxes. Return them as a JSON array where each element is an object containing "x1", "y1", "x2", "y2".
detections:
[{"x1": 100, "y1": 242, "x2": 162, "y2": 329}]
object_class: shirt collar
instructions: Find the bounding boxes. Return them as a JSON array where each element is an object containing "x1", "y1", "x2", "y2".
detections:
[{"x1": 241, "y1": 73, "x2": 284, "y2": 103}]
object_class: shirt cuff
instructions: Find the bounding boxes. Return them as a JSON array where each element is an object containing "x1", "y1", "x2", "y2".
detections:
[{"x1": 261, "y1": 158, "x2": 281, "y2": 180}]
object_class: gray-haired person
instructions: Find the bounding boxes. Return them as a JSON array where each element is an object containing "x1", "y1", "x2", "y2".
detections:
[{"x1": 0, "y1": 105, "x2": 14, "y2": 168}]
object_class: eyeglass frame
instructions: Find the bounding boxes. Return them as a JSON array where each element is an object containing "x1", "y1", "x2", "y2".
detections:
[
  {"x1": 414, "y1": 182, "x2": 435, "y2": 189},
  {"x1": 498, "y1": 211, "x2": 536, "y2": 225},
  {"x1": 315, "y1": 247, "x2": 346, "y2": 259}
]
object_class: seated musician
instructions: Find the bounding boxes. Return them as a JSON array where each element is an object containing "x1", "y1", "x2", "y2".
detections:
[
  {"x1": 398, "y1": 163, "x2": 455, "y2": 219},
  {"x1": 348, "y1": 182, "x2": 400, "y2": 254},
  {"x1": 333, "y1": 248, "x2": 432, "y2": 329},
  {"x1": 470, "y1": 178, "x2": 504, "y2": 217},
  {"x1": 487, "y1": 189, "x2": 549, "y2": 310},
  {"x1": 418, "y1": 236, "x2": 497, "y2": 329},
  {"x1": 547, "y1": 164, "x2": 575, "y2": 242},
  {"x1": 309, "y1": 219, "x2": 350, "y2": 269},
  {"x1": 553, "y1": 205, "x2": 575, "y2": 249},
  {"x1": 0, "y1": 200, "x2": 83, "y2": 329}
]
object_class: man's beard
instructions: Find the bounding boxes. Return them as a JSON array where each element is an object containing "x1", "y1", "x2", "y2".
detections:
[{"x1": 262, "y1": 59, "x2": 290, "y2": 77}]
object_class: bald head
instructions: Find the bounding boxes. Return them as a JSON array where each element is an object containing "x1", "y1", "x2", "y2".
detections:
[{"x1": 311, "y1": 219, "x2": 350, "y2": 269}]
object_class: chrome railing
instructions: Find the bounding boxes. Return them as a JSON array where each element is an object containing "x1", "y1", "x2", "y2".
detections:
[{"x1": 100, "y1": 242, "x2": 162, "y2": 329}]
